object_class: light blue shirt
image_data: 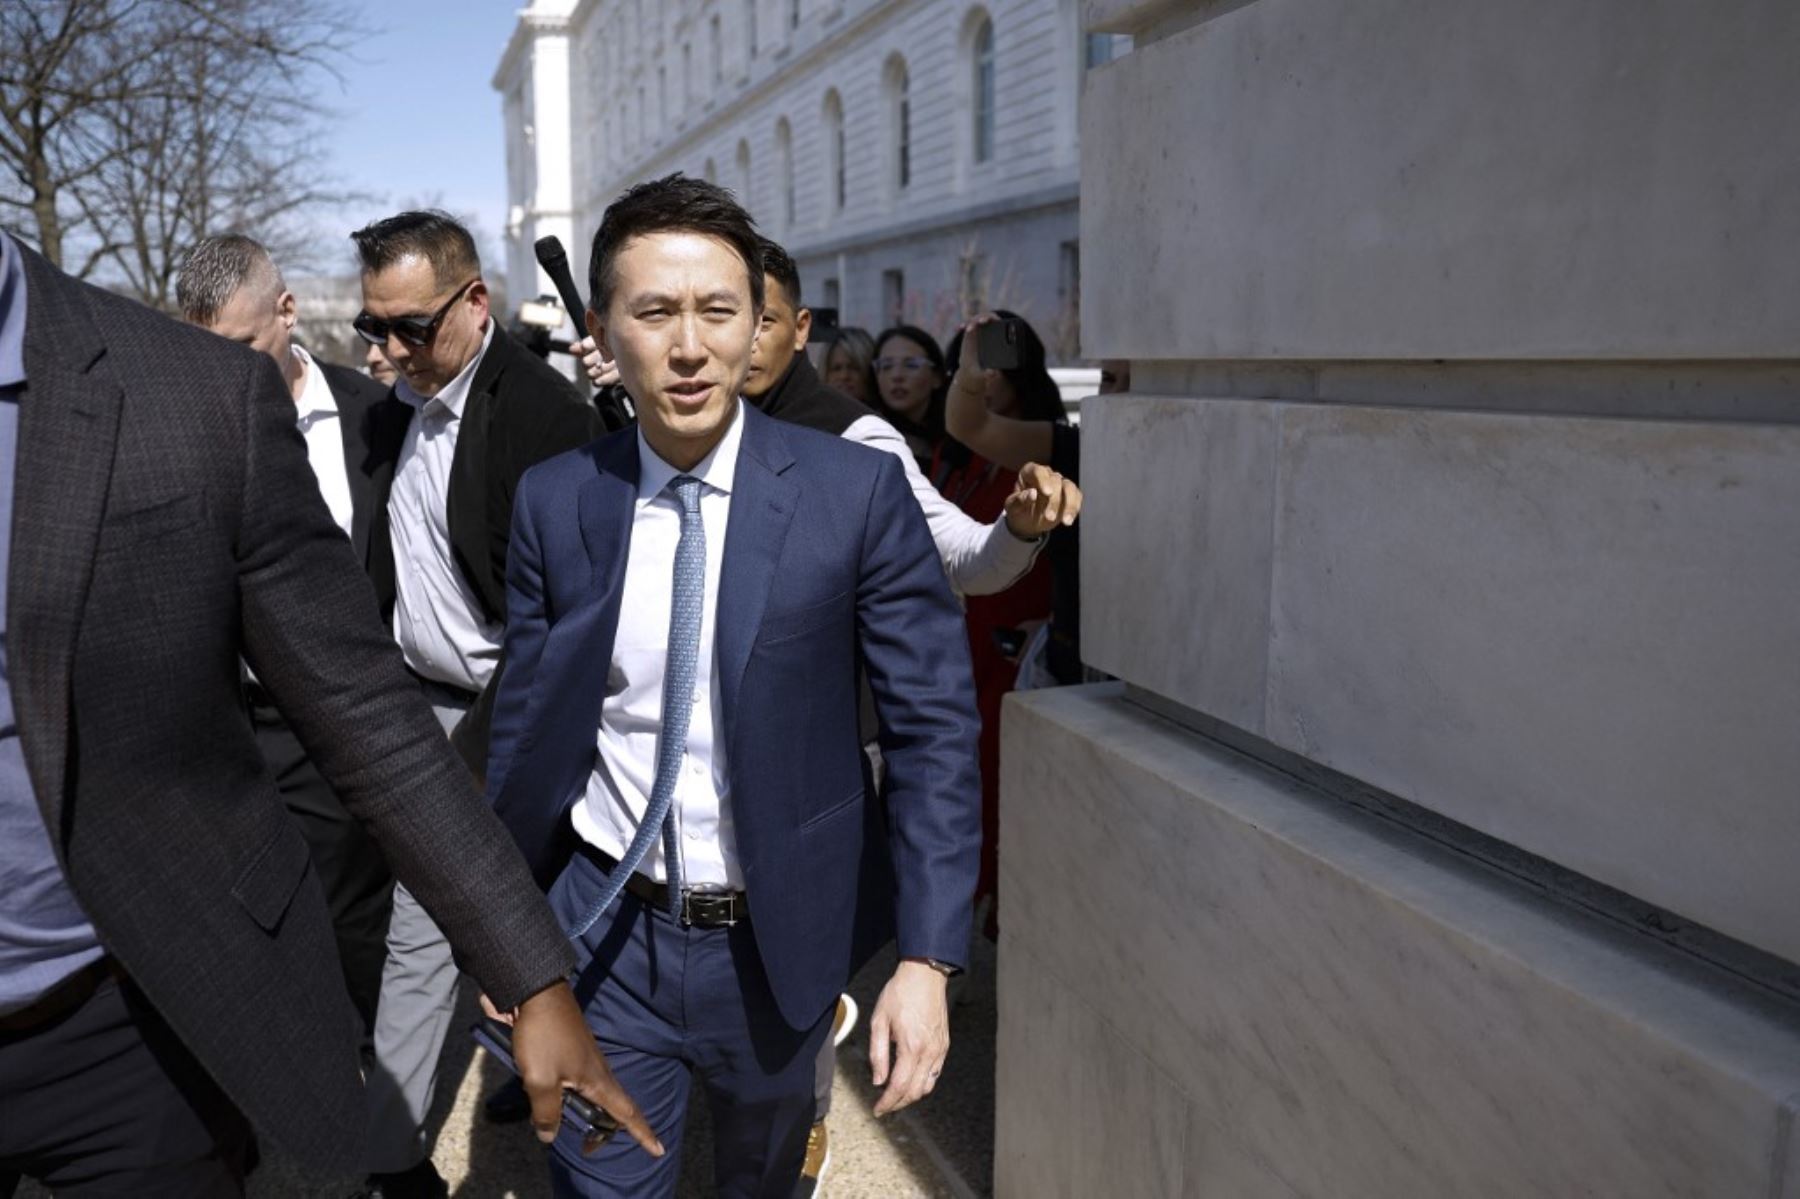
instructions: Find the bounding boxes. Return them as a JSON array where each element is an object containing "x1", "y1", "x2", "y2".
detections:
[{"x1": 0, "y1": 232, "x2": 106, "y2": 1014}]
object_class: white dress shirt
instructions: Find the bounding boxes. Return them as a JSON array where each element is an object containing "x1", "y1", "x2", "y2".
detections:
[
  {"x1": 573, "y1": 401, "x2": 744, "y2": 890},
  {"x1": 290, "y1": 346, "x2": 354, "y2": 541},
  {"x1": 841, "y1": 412, "x2": 1042, "y2": 597},
  {"x1": 388, "y1": 321, "x2": 500, "y2": 693}
]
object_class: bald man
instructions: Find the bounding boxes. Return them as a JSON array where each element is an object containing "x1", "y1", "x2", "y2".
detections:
[{"x1": 178, "y1": 235, "x2": 394, "y2": 1038}]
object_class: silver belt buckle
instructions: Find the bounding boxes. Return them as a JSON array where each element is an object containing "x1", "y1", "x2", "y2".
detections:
[{"x1": 680, "y1": 890, "x2": 740, "y2": 928}]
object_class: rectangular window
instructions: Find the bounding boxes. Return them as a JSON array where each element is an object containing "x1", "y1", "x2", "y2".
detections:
[
  {"x1": 790, "y1": 0, "x2": 802, "y2": 31},
  {"x1": 712, "y1": 16, "x2": 723, "y2": 85},
  {"x1": 1085, "y1": 33, "x2": 1134, "y2": 69},
  {"x1": 823, "y1": 277, "x2": 841, "y2": 309},
  {"x1": 1059, "y1": 239, "x2": 1081, "y2": 354},
  {"x1": 882, "y1": 269, "x2": 905, "y2": 325},
  {"x1": 748, "y1": 0, "x2": 758, "y2": 55},
  {"x1": 898, "y1": 93, "x2": 911, "y2": 189}
]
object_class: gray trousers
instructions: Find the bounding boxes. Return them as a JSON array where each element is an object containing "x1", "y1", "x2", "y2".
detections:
[{"x1": 363, "y1": 688, "x2": 469, "y2": 1174}]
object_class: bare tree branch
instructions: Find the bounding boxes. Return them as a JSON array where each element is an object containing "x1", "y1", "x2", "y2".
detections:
[{"x1": 0, "y1": 0, "x2": 360, "y2": 297}]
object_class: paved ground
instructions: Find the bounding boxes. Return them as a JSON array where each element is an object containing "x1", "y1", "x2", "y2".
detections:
[{"x1": 24, "y1": 936, "x2": 997, "y2": 1198}]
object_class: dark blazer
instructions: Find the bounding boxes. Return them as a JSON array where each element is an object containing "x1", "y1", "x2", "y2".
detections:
[
  {"x1": 362, "y1": 324, "x2": 603, "y2": 770},
  {"x1": 317, "y1": 358, "x2": 384, "y2": 560},
  {"x1": 486, "y1": 406, "x2": 983, "y2": 1029},
  {"x1": 364, "y1": 324, "x2": 603, "y2": 639},
  {"x1": 8, "y1": 242, "x2": 575, "y2": 1169}
]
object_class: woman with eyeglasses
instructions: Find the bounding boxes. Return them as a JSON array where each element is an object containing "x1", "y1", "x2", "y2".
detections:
[
  {"x1": 822, "y1": 326, "x2": 880, "y2": 409},
  {"x1": 871, "y1": 325, "x2": 953, "y2": 475}
]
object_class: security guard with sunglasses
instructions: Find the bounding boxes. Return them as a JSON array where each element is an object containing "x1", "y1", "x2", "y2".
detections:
[{"x1": 350, "y1": 210, "x2": 611, "y2": 1199}]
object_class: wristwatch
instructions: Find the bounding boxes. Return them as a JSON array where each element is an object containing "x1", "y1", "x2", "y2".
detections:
[{"x1": 906, "y1": 956, "x2": 959, "y2": 978}]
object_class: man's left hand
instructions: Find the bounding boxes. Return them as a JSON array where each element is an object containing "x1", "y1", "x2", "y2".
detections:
[
  {"x1": 869, "y1": 959, "x2": 951, "y2": 1116},
  {"x1": 1003, "y1": 462, "x2": 1083, "y2": 539},
  {"x1": 510, "y1": 981, "x2": 665, "y2": 1157}
]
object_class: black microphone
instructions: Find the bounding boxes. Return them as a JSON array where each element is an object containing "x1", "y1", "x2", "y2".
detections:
[
  {"x1": 534, "y1": 234, "x2": 634, "y2": 430},
  {"x1": 533, "y1": 235, "x2": 587, "y2": 322}
]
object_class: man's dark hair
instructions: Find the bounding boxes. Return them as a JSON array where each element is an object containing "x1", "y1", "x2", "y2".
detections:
[
  {"x1": 587, "y1": 173, "x2": 764, "y2": 316},
  {"x1": 757, "y1": 236, "x2": 802, "y2": 308},
  {"x1": 177, "y1": 234, "x2": 283, "y2": 324},
  {"x1": 350, "y1": 210, "x2": 481, "y2": 290}
]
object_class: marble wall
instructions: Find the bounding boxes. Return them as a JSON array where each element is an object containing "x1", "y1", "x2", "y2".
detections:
[
  {"x1": 1079, "y1": 395, "x2": 1800, "y2": 966},
  {"x1": 1081, "y1": 0, "x2": 1800, "y2": 361},
  {"x1": 995, "y1": 0, "x2": 1800, "y2": 1194}
]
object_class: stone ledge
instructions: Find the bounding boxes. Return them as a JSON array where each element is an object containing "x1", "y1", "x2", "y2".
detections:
[{"x1": 997, "y1": 686, "x2": 1800, "y2": 1198}]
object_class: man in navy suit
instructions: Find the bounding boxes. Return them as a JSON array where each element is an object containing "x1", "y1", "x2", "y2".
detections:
[{"x1": 483, "y1": 175, "x2": 982, "y2": 1196}]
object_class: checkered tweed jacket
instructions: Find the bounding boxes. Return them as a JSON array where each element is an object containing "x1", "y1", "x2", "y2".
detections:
[{"x1": 7, "y1": 240, "x2": 574, "y2": 1169}]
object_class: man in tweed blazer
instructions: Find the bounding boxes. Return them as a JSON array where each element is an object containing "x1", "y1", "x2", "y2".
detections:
[{"x1": 0, "y1": 233, "x2": 662, "y2": 1195}]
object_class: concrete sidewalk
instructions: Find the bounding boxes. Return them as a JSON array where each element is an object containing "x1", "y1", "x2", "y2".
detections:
[
  {"x1": 17, "y1": 939, "x2": 996, "y2": 1198},
  {"x1": 67, "y1": 934, "x2": 998, "y2": 1198}
]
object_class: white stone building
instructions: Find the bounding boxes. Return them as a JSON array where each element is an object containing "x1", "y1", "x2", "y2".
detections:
[{"x1": 497, "y1": 0, "x2": 1129, "y2": 360}]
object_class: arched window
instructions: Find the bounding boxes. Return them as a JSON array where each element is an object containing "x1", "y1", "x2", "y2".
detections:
[
  {"x1": 972, "y1": 16, "x2": 996, "y2": 164},
  {"x1": 735, "y1": 139, "x2": 753, "y2": 210},
  {"x1": 883, "y1": 55, "x2": 911, "y2": 195},
  {"x1": 821, "y1": 89, "x2": 846, "y2": 216},
  {"x1": 775, "y1": 118, "x2": 795, "y2": 229}
]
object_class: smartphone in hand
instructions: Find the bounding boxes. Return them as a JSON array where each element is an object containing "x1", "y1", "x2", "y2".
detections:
[
  {"x1": 976, "y1": 318, "x2": 1026, "y2": 371},
  {"x1": 471, "y1": 1016, "x2": 621, "y2": 1147}
]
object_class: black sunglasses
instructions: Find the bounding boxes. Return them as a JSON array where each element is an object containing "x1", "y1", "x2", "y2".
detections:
[{"x1": 352, "y1": 278, "x2": 478, "y2": 348}]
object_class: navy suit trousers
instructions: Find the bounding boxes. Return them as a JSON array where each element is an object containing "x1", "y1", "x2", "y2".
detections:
[{"x1": 547, "y1": 849, "x2": 835, "y2": 1199}]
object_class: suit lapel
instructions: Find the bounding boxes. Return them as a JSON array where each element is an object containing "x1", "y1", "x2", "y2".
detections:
[
  {"x1": 359, "y1": 393, "x2": 410, "y2": 603},
  {"x1": 577, "y1": 430, "x2": 639, "y2": 609},
  {"x1": 10, "y1": 248, "x2": 123, "y2": 837},
  {"x1": 446, "y1": 326, "x2": 513, "y2": 624},
  {"x1": 716, "y1": 408, "x2": 798, "y2": 732},
  {"x1": 328, "y1": 376, "x2": 378, "y2": 562}
]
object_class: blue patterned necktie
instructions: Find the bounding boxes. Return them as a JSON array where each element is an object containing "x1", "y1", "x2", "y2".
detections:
[{"x1": 568, "y1": 474, "x2": 705, "y2": 936}]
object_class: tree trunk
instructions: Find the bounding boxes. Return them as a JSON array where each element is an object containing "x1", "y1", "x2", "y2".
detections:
[{"x1": 29, "y1": 141, "x2": 62, "y2": 268}]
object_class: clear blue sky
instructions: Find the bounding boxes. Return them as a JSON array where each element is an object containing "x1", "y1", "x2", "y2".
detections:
[{"x1": 311, "y1": 1, "x2": 520, "y2": 269}]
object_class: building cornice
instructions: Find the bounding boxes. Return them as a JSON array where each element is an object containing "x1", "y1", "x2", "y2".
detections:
[
  {"x1": 492, "y1": 10, "x2": 574, "y2": 93},
  {"x1": 783, "y1": 180, "x2": 1080, "y2": 261}
]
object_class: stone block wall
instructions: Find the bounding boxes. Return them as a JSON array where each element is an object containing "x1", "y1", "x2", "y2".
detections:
[{"x1": 995, "y1": 1, "x2": 1800, "y2": 1194}]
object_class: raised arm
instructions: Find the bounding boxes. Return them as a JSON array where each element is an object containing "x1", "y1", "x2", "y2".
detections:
[{"x1": 944, "y1": 314, "x2": 1056, "y2": 472}]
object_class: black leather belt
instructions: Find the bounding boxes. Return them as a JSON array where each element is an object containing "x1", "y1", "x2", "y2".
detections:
[
  {"x1": 576, "y1": 843, "x2": 750, "y2": 928},
  {"x1": 0, "y1": 957, "x2": 119, "y2": 1035}
]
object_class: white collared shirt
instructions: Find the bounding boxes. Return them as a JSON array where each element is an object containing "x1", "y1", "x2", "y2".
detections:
[
  {"x1": 572, "y1": 401, "x2": 744, "y2": 890},
  {"x1": 388, "y1": 320, "x2": 500, "y2": 692},
  {"x1": 290, "y1": 346, "x2": 354, "y2": 541},
  {"x1": 840, "y1": 412, "x2": 1042, "y2": 597}
]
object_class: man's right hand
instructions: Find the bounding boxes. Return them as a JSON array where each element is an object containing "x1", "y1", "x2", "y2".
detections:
[
  {"x1": 510, "y1": 980, "x2": 664, "y2": 1157},
  {"x1": 570, "y1": 336, "x2": 621, "y2": 388}
]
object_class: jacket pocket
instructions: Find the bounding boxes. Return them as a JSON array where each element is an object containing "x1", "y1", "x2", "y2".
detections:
[
  {"x1": 231, "y1": 823, "x2": 313, "y2": 933},
  {"x1": 758, "y1": 588, "x2": 852, "y2": 648},
  {"x1": 101, "y1": 492, "x2": 201, "y2": 548},
  {"x1": 799, "y1": 786, "x2": 864, "y2": 833}
]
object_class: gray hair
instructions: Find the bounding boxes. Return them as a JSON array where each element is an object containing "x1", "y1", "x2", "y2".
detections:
[{"x1": 176, "y1": 234, "x2": 286, "y2": 325}]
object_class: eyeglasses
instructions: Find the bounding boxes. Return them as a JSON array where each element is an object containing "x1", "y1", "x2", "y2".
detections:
[
  {"x1": 874, "y1": 356, "x2": 933, "y2": 373},
  {"x1": 352, "y1": 278, "x2": 478, "y2": 348}
]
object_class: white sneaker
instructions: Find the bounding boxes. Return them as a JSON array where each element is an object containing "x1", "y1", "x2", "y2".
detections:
[{"x1": 832, "y1": 993, "x2": 858, "y2": 1048}]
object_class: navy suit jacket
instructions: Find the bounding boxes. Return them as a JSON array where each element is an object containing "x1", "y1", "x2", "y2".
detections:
[{"x1": 486, "y1": 404, "x2": 982, "y2": 1028}]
